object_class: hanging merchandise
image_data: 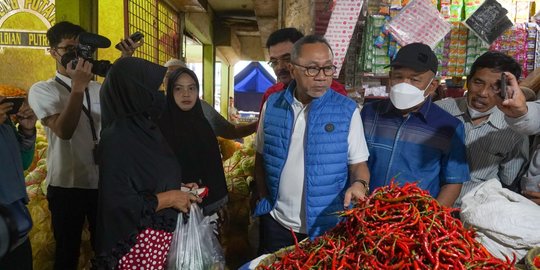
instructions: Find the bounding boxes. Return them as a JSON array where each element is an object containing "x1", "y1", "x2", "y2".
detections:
[
  {"x1": 449, "y1": 0, "x2": 464, "y2": 22},
  {"x1": 387, "y1": 0, "x2": 452, "y2": 48},
  {"x1": 465, "y1": 30, "x2": 488, "y2": 75},
  {"x1": 536, "y1": 24, "x2": 540, "y2": 70},
  {"x1": 443, "y1": 22, "x2": 468, "y2": 76},
  {"x1": 490, "y1": 24, "x2": 529, "y2": 77},
  {"x1": 464, "y1": 0, "x2": 483, "y2": 18},
  {"x1": 361, "y1": 15, "x2": 389, "y2": 75},
  {"x1": 464, "y1": 0, "x2": 514, "y2": 45},
  {"x1": 324, "y1": 0, "x2": 365, "y2": 77},
  {"x1": 526, "y1": 23, "x2": 538, "y2": 74},
  {"x1": 357, "y1": 0, "x2": 539, "y2": 83}
]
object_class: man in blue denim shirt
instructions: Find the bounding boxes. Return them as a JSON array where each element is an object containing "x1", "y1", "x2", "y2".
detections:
[{"x1": 361, "y1": 43, "x2": 469, "y2": 207}]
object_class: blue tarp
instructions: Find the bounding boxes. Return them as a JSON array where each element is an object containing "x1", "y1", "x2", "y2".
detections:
[
  {"x1": 234, "y1": 62, "x2": 276, "y2": 111},
  {"x1": 234, "y1": 62, "x2": 276, "y2": 93}
]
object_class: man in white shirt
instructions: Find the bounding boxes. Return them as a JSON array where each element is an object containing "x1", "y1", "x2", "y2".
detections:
[
  {"x1": 253, "y1": 35, "x2": 370, "y2": 254},
  {"x1": 28, "y1": 21, "x2": 140, "y2": 270}
]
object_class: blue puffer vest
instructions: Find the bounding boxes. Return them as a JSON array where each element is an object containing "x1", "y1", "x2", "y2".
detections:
[{"x1": 254, "y1": 81, "x2": 357, "y2": 238}]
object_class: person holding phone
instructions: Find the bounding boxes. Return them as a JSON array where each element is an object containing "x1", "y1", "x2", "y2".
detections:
[
  {"x1": 27, "y1": 21, "x2": 142, "y2": 270},
  {"x1": 498, "y1": 64, "x2": 540, "y2": 206},
  {"x1": 0, "y1": 96, "x2": 37, "y2": 270},
  {"x1": 435, "y1": 51, "x2": 529, "y2": 207}
]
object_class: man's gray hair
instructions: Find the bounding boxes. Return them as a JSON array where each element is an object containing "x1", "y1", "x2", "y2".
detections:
[{"x1": 291, "y1": 35, "x2": 334, "y2": 62}]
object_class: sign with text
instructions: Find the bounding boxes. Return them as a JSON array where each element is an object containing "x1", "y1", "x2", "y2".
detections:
[
  {"x1": 0, "y1": 30, "x2": 48, "y2": 48},
  {"x1": 0, "y1": 0, "x2": 55, "y2": 50}
]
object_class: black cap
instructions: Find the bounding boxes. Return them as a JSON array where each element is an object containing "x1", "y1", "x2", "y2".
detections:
[{"x1": 388, "y1": 43, "x2": 438, "y2": 74}]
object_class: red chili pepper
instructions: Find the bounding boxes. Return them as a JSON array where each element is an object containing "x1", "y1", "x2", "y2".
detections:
[
  {"x1": 263, "y1": 182, "x2": 515, "y2": 270},
  {"x1": 533, "y1": 256, "x2": 540, "y2": 268}
]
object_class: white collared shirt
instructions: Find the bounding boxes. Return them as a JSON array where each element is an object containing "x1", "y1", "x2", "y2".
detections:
[{"x1": 28, "y1": 72, "x2": 102, "y2": 189}]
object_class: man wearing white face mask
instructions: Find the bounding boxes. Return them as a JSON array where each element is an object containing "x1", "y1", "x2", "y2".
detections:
[
  {"x1": 435, "y1": 52, "x2": 529, "y2": 207},
  {"x1": 361, "y1": 43, "x2": 469, "y2": 207}
]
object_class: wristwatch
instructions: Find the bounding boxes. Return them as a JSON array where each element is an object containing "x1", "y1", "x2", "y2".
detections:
[{"x1": 352, "y1": 179, "x2": 370, "y2": 194}]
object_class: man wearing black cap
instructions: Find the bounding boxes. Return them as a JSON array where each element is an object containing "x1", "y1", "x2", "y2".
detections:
[{"x1": 360, "y1": 43, "x2": 469, "y2": 207}]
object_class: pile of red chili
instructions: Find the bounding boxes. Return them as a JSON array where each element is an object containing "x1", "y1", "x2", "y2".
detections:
[
  {"x1": 534, "y1": 255, "x2": 540, "y2": 268},
  {"x1": 258, "y1": 182, "x2": 515, "y2": 270}
]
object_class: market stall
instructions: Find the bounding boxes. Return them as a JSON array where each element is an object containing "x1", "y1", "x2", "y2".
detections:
[
  {"x1": 342, "y1": 0, "x2": 540, "y2": 100},
  {"x1": 242, "y1": 182, "x2": 539, "y2": 269}
]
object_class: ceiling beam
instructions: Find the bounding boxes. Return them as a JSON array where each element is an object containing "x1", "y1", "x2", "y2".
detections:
[
  {"x1": 169, "y1": 0, "x2": 208, "y2": 12},
  {"x1": 253, "y1": 0, "x2": 279, "y2": 55}
]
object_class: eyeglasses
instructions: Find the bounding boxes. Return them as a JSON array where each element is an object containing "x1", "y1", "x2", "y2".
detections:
[
  {"x1": 291, "y1": 63, "x2": 337, "y2": 77},
  {"x1": 268, "y1": 55, "x2": 291, "y2": 68},
  {"x1": 54, "y1": 45, "x2": 77, "y2": 53}
]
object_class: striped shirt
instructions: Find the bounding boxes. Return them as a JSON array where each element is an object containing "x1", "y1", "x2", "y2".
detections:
[
  {"x1": 435, "y1": 97, "x2": 529, "y2": 206},
  {"x1": 361, "y1": 98, "x2": 469, "y2": 198}
]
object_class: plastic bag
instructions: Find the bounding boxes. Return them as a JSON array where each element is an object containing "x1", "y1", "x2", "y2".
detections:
[{"x1": 167, "y1": 204, "x2": 225, "y2": 270}]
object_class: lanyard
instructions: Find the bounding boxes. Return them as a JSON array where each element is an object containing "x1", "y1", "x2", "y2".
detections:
[{"x1": 54, "y1": 77, "x2": 98, "y2": 143}]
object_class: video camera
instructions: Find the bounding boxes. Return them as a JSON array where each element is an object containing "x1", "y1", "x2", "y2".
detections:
[{"x1": 60, "y1": 32, "x2": 112, "y2": 77}]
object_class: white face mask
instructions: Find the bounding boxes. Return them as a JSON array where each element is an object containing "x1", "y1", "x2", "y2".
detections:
[
  {"x1": 389, "y1": 79, "x2": 433, "y2": 110},
  {"x1": 467, "y1": 105, "x2": 495, "y2": 119}
]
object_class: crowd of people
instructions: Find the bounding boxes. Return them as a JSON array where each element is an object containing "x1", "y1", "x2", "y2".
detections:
[{"x1": 1, "y1": 20, "x2": 540, "y2": 270}]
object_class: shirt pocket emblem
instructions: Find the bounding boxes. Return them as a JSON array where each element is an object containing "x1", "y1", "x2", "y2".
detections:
[{"x1": 325, "y1": 123, "x2": 334, "y2": 132}]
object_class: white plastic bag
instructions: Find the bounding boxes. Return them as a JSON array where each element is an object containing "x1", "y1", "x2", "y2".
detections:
[
  {"x1": 167, "y1": 204, "x2": 225, "y2": 270},
  {"x1": 460, "y1": 179, "x2": 540, "y2": 260}
]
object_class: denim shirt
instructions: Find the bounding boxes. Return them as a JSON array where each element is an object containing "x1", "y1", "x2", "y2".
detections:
[{"x1": 361, "y1": 98, "x2": 469, "y2": 197}]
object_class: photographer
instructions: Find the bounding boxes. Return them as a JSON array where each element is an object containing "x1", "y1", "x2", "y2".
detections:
[
  {"x1": 0, "y1": 96, "x2": 37, "y2": 270},
  {"x1": 27, "y1": 21, "x2": 141, "y2": 270}
]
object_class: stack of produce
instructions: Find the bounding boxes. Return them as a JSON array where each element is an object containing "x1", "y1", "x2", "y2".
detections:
[
  {"x1": 24, "y1": 122, "x2": 93, "y2": 269},
  {"x1": 25, "y1": 122, "x2": 48, "y2": 197},
  {"x1": 223, "y1": 135, "x2": 255, "y2": 201},
  {"x1": 221, "y1": 135, "x2": 256, "y2": 269},
  {"x1": 0, "y1": 84, "x2": 26, "y2": 96},
  {"x1": 259, "y1": 182, "x2": 515, "y2": 269},
  {"x1": 218, "y1": 136, "x2": 242, "y2": 161}
]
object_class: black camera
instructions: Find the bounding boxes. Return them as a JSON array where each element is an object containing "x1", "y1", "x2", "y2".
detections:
[
  {"x1": 61, "y1": 32, "x2": 112, "y2": 77},
  {"x1": 0, "y1": 204, "x2": 22, "y2": 259}
]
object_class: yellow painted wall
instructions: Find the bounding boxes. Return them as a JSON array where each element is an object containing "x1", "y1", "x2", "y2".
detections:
[
  {"x1": 203, "y1": 44, "x2": 215, "y2": 104},
  {"x1": 55, "y1": 0, "x2": 92, "y2": 30},
  {"x1": 97, "y1": 0, "x2": 125, "y2": 66}
]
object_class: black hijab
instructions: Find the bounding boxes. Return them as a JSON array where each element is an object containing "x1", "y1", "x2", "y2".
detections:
[
  {"x1": 95, "y1": 57, "x2": 182, "y2": 267},
  {"x1": 157, "y1": 68, "x2": 228, "y2": 216}
]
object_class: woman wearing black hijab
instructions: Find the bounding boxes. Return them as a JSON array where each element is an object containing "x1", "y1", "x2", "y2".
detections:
[
  {"x1": 93, "y1": 57, "x2": 201, "y2": 269},
  {"x1": 157, "y1": 68, "x2": 228, "y2": 217}
]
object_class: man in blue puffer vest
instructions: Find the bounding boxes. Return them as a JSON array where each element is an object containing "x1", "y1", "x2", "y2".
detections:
[{"x1": 253, "y1": 35, "x2": 371, "y2": 255}]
